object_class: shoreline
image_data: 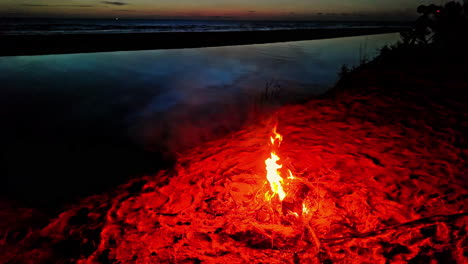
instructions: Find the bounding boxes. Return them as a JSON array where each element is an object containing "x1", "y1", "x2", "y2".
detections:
[{"x1": 0, "y1": 27, "x2": 405, "y2": 56}]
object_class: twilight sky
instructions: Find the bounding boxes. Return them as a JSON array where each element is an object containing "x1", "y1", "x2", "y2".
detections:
[{"x1": 0, "y1": 0, "x2": 451, "y2": 20}]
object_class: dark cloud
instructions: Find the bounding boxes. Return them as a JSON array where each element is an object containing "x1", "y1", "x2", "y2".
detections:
[
  {"x1": 248, "y1": 10, "x2": 256, "y2": 13},
  {"x1": 303, "y1": 10, "x2": 416, "y2": 21},
  {"x1": 102, "y1": 1, "x2": 128, "y2": 6},
  {"x1": 113, "y1": 9, "x2": 137, "y2": 12},
  {"x1": 204, "y1": 16, "x2": 235, "y2": 19},
  {"x1": 21, "y1": 4, "x2": 94, "y2": 8}
]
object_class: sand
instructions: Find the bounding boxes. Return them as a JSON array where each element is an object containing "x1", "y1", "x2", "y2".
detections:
[{"x1": 0, "y1": 27, "x2": 405, "y2": 56}]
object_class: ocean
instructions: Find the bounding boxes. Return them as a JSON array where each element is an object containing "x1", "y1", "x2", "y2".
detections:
[{"x1": 0, "y1": 18, "x2": 408, "y2": 35}]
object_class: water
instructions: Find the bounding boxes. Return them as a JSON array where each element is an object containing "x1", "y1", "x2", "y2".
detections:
[
  {"x1": 0, "y1": 18, "x2": 408, "y2": 35},
  {"x1": 0, "y1": 33, "x2": 399, "y2": 207}
]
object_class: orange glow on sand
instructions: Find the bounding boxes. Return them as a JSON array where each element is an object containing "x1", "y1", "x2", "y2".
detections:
[{"x1": 2, "y1": 81, "x2": 466, "y2": 263}]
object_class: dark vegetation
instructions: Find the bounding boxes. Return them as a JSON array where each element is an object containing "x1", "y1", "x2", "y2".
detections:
[{"x1": 339, "y1": 1, "x2": 468, "y2": 81}]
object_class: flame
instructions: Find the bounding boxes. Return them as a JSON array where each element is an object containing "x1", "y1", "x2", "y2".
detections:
[
  {"x1": 265, "y1": 152, "x2": 286, "y2": 201},
  {"x1": 265, "y1": 125, "x2": 286, "y2": 201},
  {"x1": 264, "y1": 125, "x2": 309, "y2": 218},
  {"x1": 270, "y1": 125, "x2": 283, "y2": 145}
]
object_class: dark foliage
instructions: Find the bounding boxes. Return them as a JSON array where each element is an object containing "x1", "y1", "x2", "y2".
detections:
[{"x1": 403, "y1": 1, "x2": 468, "y2": 48}]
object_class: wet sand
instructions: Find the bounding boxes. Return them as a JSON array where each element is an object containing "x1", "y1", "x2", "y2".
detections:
[{"x1": 0, "y1": 27, "x2": 406, "y2": 56}]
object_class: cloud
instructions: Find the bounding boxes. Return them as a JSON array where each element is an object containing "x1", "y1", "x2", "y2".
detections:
[
  {"x1": 21, "y1": 4, "x2": 94, "y2": 8},
  {"x1": 102, "y1": 1, "x2": 128, "y2": 6},
  {"x1": 113, "y1": 9, "x2": 137, "y2": 12},
  {"x1": 207, "y1": 16, "x2": 234, "y2": 19}
]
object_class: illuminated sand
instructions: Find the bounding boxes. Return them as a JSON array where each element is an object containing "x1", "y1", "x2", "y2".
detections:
[{"x1": 1, "y1": 65, "x2": 467, "y2": 263}]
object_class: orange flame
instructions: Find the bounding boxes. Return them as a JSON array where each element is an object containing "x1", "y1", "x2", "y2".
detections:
[
  {"x1": 265, "y1": 152, "x2": 286, "y2": 201},
  {"x1": 270, "y1": 125, "x2": 283, "y2": 145},
  {"x1": 265, "y1": 125, "x2": 286, "y2": 201},
  {"x1": 264, "y1": 125, "x2": 311, "y2": 218}
]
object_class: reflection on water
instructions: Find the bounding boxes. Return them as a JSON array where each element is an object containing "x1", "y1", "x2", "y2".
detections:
[{"x1": 0, "y1": 33, "x2": 399, "y2": 207}]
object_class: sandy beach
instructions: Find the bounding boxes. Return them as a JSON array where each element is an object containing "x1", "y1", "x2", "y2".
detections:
[{"x1": 0, "y1": 27, "x2": 405, "y2": 56}]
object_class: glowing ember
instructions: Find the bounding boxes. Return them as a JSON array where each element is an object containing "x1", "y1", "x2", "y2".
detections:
[{"x1": 265, "y1": 126, "x2": 286, "y2": 201}]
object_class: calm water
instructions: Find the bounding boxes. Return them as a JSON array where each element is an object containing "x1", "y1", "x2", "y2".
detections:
[{"x1": 0, "y1": 33, "x2": 399, "y2": 206}]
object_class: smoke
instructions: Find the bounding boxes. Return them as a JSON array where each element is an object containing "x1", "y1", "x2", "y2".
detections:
[{"x1": 129, "y1": 81, "x2": 287, "y2": 156}]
